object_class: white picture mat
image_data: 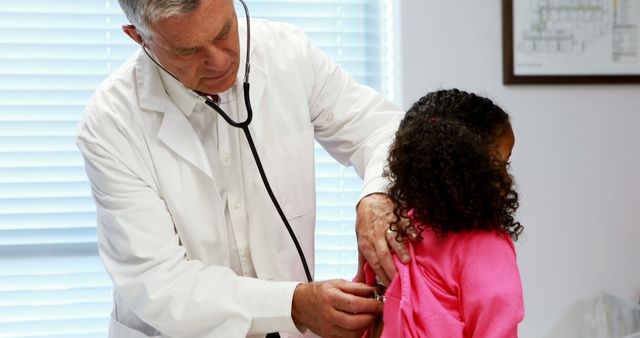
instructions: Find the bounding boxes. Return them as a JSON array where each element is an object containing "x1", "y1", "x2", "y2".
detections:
[{"x1": 512, "y1": 0, "x2": 640, "y2": 76}]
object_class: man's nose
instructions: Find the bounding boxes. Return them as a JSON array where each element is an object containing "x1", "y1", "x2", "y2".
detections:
[{"x1": 202, "y1": 45, "x2": 230, "y2": 71}]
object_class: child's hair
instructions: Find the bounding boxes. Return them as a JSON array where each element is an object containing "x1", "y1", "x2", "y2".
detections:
[{"x1": 386, "y1": 89, "x2": 523, "y2": 240}]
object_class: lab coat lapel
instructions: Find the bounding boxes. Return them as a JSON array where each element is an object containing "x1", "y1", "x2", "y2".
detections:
[
  {"x1": 136, "y1": 52, "x2": 214, "y2": 179},
  {"x1": 157, "y1": 106, "x2": 213, "y2": 179},
  {"x1": 132, "y1": 17, "x2": 269, "y2": 181}
]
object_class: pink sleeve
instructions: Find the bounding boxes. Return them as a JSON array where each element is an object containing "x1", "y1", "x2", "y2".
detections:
[{"x1": 457, "y1": 233, "x2": 524, "y2": 338}]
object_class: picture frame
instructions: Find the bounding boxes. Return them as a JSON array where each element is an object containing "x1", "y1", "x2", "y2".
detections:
[{"x1": 502, "y1": 0, "x2": 640, "y2": 84}]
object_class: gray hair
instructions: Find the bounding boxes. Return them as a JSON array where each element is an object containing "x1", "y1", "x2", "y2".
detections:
[{"x1": 118, "y1": 0, "x2": 200, "y2": 41}]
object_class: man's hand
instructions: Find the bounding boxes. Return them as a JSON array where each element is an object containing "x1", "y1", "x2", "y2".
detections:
[
  {"x1": 291, "y1": 280, "x2": 382, "y2": 338},
  {"x1": 355, "y1": 193, "x2": 411, "y2": 286}
]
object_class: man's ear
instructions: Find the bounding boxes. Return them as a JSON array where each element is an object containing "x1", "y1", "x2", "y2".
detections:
[{"x1": 122, "y1": 24, "x2": 144, "y2": 45}]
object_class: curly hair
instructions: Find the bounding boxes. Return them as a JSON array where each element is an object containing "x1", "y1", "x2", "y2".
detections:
[{"x1": 386, "y1": 89, "x2": 523, "y2": 240}]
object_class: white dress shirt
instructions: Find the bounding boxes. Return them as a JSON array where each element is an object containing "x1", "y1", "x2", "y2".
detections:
[{"x1": 159, "y1": 70, "x2": 257, "y2": 278}]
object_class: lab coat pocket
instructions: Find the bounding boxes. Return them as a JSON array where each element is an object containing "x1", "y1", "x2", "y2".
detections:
[
  {"x1": 262, "y1": 128, "x2": 315, "y2": 219},
  {"x1": 109, "y1": 313, "x2": 161, "y2": 338}
]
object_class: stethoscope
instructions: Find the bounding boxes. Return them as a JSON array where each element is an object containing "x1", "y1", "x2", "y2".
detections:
[{"x1": 141, "y1": 0, "x2": 312, "y2": 283}]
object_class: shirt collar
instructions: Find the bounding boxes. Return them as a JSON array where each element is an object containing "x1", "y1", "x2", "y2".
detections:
[{"x1": 158, "y1": 68, "x2": 202, "y2": 118}]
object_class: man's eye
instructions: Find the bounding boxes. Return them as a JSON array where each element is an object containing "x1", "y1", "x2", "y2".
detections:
[{"x1": 175, "y1": 48, "x2": 198, "y2": 56}]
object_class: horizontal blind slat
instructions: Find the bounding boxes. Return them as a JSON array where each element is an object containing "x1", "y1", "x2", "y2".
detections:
[{"x1": 0, "y1": 212, "x2": 95, "y2": 231}]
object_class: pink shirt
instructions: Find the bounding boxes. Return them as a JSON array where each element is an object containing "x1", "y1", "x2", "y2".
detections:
[{"x1": 369, "y1": 230, "x2": 524, "y2": 338}]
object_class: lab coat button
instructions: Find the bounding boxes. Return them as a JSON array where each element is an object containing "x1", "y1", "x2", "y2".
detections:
[
  {"x1": 233, "y1": 202, "x2": 241, "y2": 210},
  {"x1": 222, "y1": 152, "x2": 231, "y2": 168}
]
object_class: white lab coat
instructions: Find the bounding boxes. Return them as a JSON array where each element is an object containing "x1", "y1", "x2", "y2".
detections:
[{"x1": 77, "y1": 20, "x2": 402, "y2": 338}]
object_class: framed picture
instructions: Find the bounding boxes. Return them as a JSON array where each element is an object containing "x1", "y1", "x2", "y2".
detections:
[{"x1": 502, "y1": 0, "x2": 640, "y2": 84}]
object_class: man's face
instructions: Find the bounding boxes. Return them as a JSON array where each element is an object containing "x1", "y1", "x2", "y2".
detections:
[{"x1": 144, "y1": 0, "x2": 240, "y2": 95}]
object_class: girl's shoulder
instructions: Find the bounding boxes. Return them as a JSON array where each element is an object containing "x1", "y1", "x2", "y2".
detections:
[
  {"x1": 443, "y1": 230, "x2": 519, "y2": 284},
  {"x1": 456, "y1": 229, "x2": 514, "y2": 246},
  {"x1": 414, "y1": 229, "x2": 514, "y2": 250},
  {"x1": 412, "y1": 229, "x2": 516, "y2": 266}
]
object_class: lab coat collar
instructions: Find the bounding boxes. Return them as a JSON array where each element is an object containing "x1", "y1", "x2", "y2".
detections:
[
  {"x1": 157, "y1": 70, "x2": 200, "y2": 119},
  {"x1": 134, "y1": 19, "x2": 267, "y2": 179},
  {"x1": 135, "y1": 49, "x2": 167, "y2": 113},
  {"x1": 134, "y1": 52, "x2": 212, "y2": 178}
]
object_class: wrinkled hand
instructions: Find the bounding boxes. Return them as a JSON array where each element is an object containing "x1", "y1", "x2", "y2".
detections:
[
  {"x1": 291, "y1": 279, "x2": 382, "y2": 338},
  {"x1": 355, "y1": 193, "x2": 412, "y2": 286}
]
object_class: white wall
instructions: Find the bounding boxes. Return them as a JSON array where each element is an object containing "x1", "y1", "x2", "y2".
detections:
[{"x1": 397, "y1": 1, "x2": 640, "y2": 337}]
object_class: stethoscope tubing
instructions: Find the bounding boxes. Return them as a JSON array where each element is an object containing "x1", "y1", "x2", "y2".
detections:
[{"x1": 203, "y1": 83, "x2": 313, "y2": 283}]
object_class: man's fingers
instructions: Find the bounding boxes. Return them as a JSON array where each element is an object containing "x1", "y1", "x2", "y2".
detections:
[
  {"x1": 404, "y1": 222, "x2": 419, "y2": 240},
  {"x1": 358, "y1": 240, "x2": 383, "y2": 283},
  {"x1": 332, "y1": 310, "x2": 379, "y2": 331},
  {"x1": 386, "y1": 228, "x2": 410, "y2": 263},
  {"x1": 354, "y1": 253, "x2": 366, "y2": 283},
  {"x1": 364, "y1": 250, "x2": 388, "y2": 286},
  {"x1": 326, "y1": 281, "x2": 382, "y2": 333},
  {"x1": 293, "y1": 280, "x2": 380, "y2": 338},
  {"x1": 373, "y1": 238, "x2": 394, "y2": 285},
  {"x1": 336, "y1": 280, "x2": 376, "y2": 297},
  {"x1": 334, "y1": 293, "x2": 382, "y2": 315},
  {"x1": 389, "y1": 239, "x2": 410, "y2": 264},
  {"x1": 355, "y1": 194, "x2": 407, "y2": 286},
  {"x1": 333, "y1": 281, "x2": 382, "y2": 313}
]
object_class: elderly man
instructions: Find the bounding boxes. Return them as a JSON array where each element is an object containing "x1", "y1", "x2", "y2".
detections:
[{"x1": 76, "y1": 0, "x2": 407, "y2": 337}]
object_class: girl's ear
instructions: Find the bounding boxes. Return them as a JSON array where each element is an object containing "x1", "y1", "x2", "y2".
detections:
[{"x1": 122, "y1": 24, "x2": 144, "y2": 45}]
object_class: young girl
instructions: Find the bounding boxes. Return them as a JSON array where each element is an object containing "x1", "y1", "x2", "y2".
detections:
[{"x1": 368, "y1": 89, "x2": 524, "y2": 337}]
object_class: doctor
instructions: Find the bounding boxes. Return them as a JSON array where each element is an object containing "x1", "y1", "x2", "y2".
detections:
[{"x1": 76, "y1": 0, "x2": 407, "y2": 337}]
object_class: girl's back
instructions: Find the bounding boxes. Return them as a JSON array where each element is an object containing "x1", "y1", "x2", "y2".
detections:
[{"x1": 380, "y1": 229, "x2": 523, "y2": 338}]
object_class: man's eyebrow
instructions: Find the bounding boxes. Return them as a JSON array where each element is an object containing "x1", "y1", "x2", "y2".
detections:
[
  {"x1": 215, "y1": 18, "x2": 233, "y2": 39},
  {"x1": 170, "y1": 45, "x2": 199, "y2": 55},
  {"x1": 165, "y1": 18, "x2": 233, "y2": 54}
]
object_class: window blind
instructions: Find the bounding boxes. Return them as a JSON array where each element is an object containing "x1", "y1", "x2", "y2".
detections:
[{"x1": 0, "y1": 0, "x2": 394, "y2": 336}]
